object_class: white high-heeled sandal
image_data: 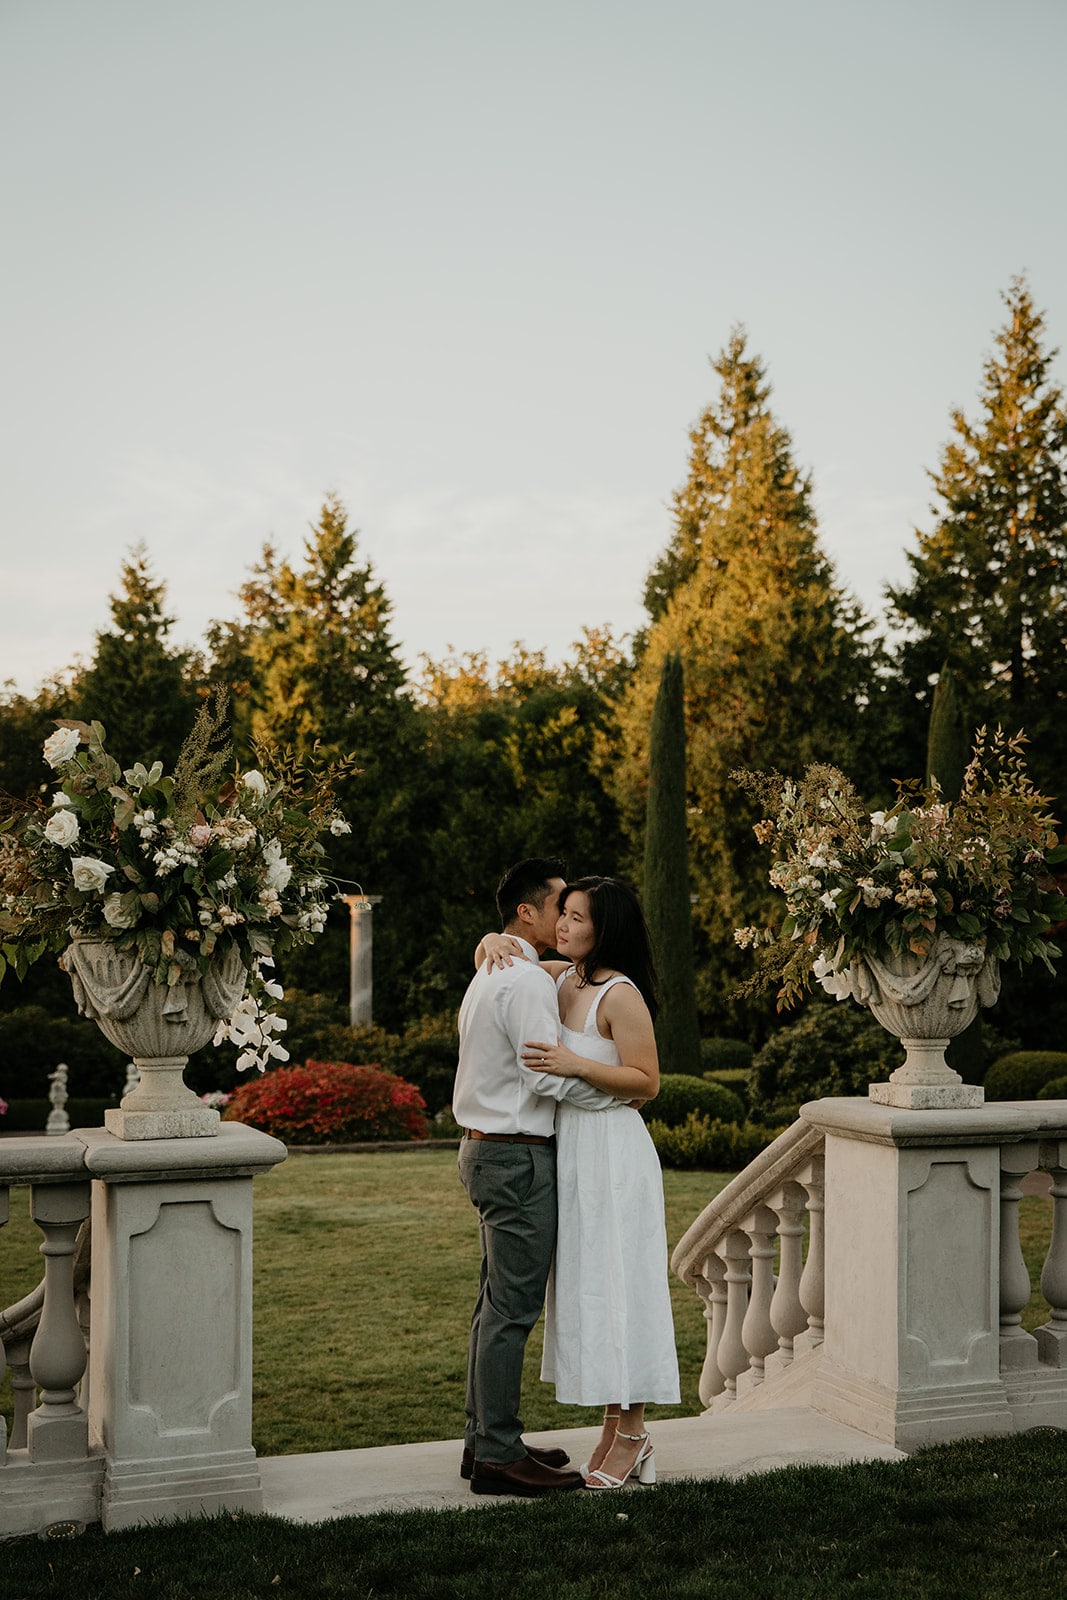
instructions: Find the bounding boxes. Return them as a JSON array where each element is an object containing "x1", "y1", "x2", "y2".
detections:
[
  {"x1": 583, "y1": 1429, "x2": 656, "y2": 1490},
  {"x1": 579, "y1": 1409, "x2": 620, "y2": 1478}
]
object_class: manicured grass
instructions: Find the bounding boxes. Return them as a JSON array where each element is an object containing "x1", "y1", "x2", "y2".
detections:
[
  {"x1": 2, "y1": 1433, "x2": 1066, "y2": 1599},
  {"x1": 247, "y1": 1152, "x2": 722, "y2": 1455},
  {"x1": 0, "y1": 1152, "x2": 1059, "y2": 1456}
]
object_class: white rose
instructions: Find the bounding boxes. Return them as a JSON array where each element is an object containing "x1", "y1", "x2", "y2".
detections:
[
  {"x1": 42, "y1": 727, "x2": 81, "y2": 768},
  {"x1": 242, "y1": 770, "x2": 268, "y2": 796},
  {"x1": 103, "y1": 892, "x2": 138, "y2": 929},
  {"x1": 71, "y1": 856, "x2": 115, "y2": 893},
  {"x1": 329, "y1": 816, "x2": 352, "y2": 836},
  {"x1": 44, "y1": 809, "x2": 80, "y2": 847},
  {"x1": 51, "y1": 792, "x2": 75, "y2": 809},
  {"x1": 262, "y1": 836, "x2": 293, "y2": 892}
]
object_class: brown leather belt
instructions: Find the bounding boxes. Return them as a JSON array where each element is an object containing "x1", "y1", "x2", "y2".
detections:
[{"x1": 464, "y1": 1129, "x2": 555, "y2": 1146}]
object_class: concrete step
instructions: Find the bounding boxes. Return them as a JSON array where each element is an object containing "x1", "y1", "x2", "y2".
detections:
[{"x1": 258, "y1": 1408, "x2": 904, "y2": 1522}]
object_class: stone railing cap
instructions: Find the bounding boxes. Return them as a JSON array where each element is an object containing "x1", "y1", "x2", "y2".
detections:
[
  {"x1": 0, "y1": 1133, "x2": 91, "y2": 1185},
  {"x1": 74, "y1": 1120, "x2": 288, "y2": 1181},
  {"x1": 799, "y1": 1096, "x2": 1067, "y2": 1146}
]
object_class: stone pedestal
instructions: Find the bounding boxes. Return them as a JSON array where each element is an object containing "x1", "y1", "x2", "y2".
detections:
[
  {"x1": 801, "y1": 1099, "x2": 1032, "y2": 1450},
  {"x1": 868, "y1": 1041, "x2": 985, "y2": 1110},
  {"x1": 80, "y1": 1123, "x2": 286, "y2": 1530}
]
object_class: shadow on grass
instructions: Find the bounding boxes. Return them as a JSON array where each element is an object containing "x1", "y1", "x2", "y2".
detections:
[{"x1": 3, "y1": 1434, "x2": 1065, "y2": 1600}]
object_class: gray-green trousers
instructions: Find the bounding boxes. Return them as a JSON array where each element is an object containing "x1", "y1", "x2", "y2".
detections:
[{"x1": 458, "y1": 1137, "x2": 557, "y2": 1464}]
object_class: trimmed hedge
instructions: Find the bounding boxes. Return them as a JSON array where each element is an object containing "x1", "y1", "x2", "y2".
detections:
[
  {"x1": 985, "y1": 1052, "x2": 1067, "y2": 1101},
  {"x1": 704, "y1": 1068, "x2": 750, "y2": 1113},
  {"x1": 1037, "y1": 1076, "x2": 1067, "y2": 1100},
  {"x1": 643, "y1": 1073, "x2": 745, "y2": 1129},
  {"x1": 749, "y1": 999, "x2": 902, "y2": 1122},
  {"x1": 647, "y1": 1112, "x2": 785, "y2": 1171},
  {"x1": 223, "y1": 1059, "x2": 429, "y2": 1143},
  {"x1": 0, "y1": 1097, "x2": 116, "y2": 1131},
  {"x1": 700, "y1": 1038, "x2": 754, "y2": 1075}
]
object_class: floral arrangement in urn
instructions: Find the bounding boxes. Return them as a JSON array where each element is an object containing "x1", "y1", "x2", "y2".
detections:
[
  {"x1": 0, "y1": 694, "x2": 357, "y2": 1072},
  {"x1": 734, "y1": 728, "x2": 1067, "y2": 1011}
]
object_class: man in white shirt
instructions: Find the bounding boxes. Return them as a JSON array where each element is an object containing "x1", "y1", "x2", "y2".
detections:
[{"x1": 454, "y1": 856, "x2": 616, "y2": 1496}]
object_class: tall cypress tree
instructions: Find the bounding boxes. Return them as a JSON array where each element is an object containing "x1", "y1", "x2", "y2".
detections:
[
  {"x1": 643, "y1": 652, "x2": 701, "y2": 1075},
  {"x1": 925, "y1": 663, "x2": 969, "y2": 796}
]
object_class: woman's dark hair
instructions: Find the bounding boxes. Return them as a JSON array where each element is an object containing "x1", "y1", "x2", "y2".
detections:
[{"x1": 561, "y1": 876, "x2": 658, "y2": 1020}]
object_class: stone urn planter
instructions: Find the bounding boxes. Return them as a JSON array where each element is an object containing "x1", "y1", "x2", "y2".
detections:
[
  {"x1": 816, "y1": 932, "x2": 1001, "y2": 1109},
  {"x1": 61, "y1": 940, "x2": 247, "y2": 1139}
]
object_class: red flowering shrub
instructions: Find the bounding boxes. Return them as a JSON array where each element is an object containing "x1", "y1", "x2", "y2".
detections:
[{"x1": 223, "y1": 1060, "x2": 429, "y2": 1144}]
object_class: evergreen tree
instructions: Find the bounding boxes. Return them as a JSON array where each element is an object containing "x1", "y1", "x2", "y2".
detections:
[
  {"x1": 71, "y1": 546, "x2": 199, "y2": 769},
  {"x1": 642, "y1": 652, "x2": 701, "y2": 1074},
  {"x1": 889, "y1": 277, "x2": 1067, "y2": 801},
  {"x1": 613, "y1": 330, "x2": 878, "y2": 1032},
  {"x1": 925, "y1": 663, "x2": 969, "y2": 796}
]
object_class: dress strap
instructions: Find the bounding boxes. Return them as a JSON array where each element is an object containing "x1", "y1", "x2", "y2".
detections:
[
  {"x1": 555, "y1": 966, "x2": 577, "y2": 994},
  {"x1": 585, "y1": 974, "x2": 639, "y2": 1030}
]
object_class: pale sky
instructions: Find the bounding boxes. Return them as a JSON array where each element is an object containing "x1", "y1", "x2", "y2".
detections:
[{"x1": 3, "y1": 0, "x2": 1065, "y2": 694}]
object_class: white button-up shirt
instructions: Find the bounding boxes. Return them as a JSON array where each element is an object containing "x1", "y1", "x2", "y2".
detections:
[{"x1": 452, "y1": 936, "x2": 618, "y2": 1135}]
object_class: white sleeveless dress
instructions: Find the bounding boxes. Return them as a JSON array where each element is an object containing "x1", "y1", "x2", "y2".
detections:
[{"x1": 540, "y1": 972, "x2": 680, "y2": 1407}]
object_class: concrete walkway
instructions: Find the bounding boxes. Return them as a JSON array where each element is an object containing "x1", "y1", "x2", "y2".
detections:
[{"x1": 258, "y1": 1408, "x2": 905, "y2": 1522}]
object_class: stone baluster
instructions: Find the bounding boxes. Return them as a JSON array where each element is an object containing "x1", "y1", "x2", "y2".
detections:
[
  {"x1": 798, "y1": 1156, "x2": 825, "y2": 1348},
  {"x1": 741, "y1": 1204, "x2": 779, "y2": 1385},
  {"x1": 999, "y1": 1147, "x2": 1040, "y2": 1370},
  {"x1": 1036, "y1": 1139, "x2": 1067, "y2": 1368},
  {"x1": 693, "y1": 1253, "x2": 727, "y2": 1406},
  {"x1": 10, "y1": 1357, "x2": 37, "y2": 1450},
  {"x1": 27, "y1": 1180, "x2": 92, "y2": 1461},
  {"x1": 1, "y1": 1182, "x2": 7, "y2": 1461},
  {"x1": 768, "y1": 1180, "x2": 809, "y2": 1366},
  {"x1": 716, "y1": 1230, "x2": 752, "y2": 1402}
]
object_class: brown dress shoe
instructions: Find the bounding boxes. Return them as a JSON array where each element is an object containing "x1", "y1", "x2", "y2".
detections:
[
  {"x1": 470, "y1": 1455, "x2": 584, "y2": 1496},
  {"x1": 461, "y1": 1443, "x2": 571, "y2": 1480}
]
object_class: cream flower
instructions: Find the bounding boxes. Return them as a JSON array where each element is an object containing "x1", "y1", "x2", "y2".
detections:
[
  {"x1": 103, "y1": 892, "x2": 138, "y2": 929},
  {"x1": 242, "y1": 770, "x2": 268, "y2": 796},
  {"x1": 42, "y1": 727, "x2": 81, "y2": 768},
  {"x1": 71, "y1": 856, "x2": 115, "y2": 893},
  {"x1": 44, "y1": 809, "x2": 79, "y2": 847}
]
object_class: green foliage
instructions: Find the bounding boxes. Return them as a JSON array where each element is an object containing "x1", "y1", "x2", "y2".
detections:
[
  {"x1": 1037, "y1": 1074, "x2": 1067, "y2": 1099},
  {"x1": 889, "y1": 277, "x2": 1067, "y2": 805},
  {"x1": 737, "y1": 733, "x2": 1066, "y2": 1008},
  {"x1": 612, "y1": 329, "x2": 881, "y2": 1034},
  {"x1": 0, "y1": 1095, "x2": 116, "y2": 1130},
  {"x1": 643, "y1": 651, "x2": 701, "y2": 1076},
  {"x1": 700, "y1": 1036, "x2": 754, "y2": 1074},
  {"x1": 647, "y1": 1111, "x2": 782, "y2": 1170},
  {"x1": 925, "y1": 662, "x2": 969, "y2": 797},
  {"x1": 68, "y1": 545, "x2": 201, "y2": 770},
  {"x1": 644, "y1": 1071, "x2": 745, "y2": 1127},
  {"x1": 0, "y1": 1002, "x2": 126, "y2": 1098},
  {"x1": 749, "y1": 1000, "x2": 902, "y2": 1122},
  {"x1": 984, "y1": 1050, "x2": 1067, "y2": 1100}
]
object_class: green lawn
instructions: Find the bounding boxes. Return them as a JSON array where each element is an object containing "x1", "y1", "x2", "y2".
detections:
[
  {"x1": 0, "y1": 1150, "x2": 1058, "y2": 1458},
  {"x1": 2, "y1": 1434, "x2": 1066, "y2": 1600}
]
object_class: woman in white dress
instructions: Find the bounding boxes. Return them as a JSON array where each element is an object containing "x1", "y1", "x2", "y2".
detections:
[{"x1": 482, "y1": 876, "x2": 679, "y2": 1490}]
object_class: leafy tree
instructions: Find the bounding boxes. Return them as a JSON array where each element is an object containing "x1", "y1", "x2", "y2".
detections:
[
  {"x1": 613, "y1": 329, "x2": 879, "y2": 1033},
  {"x1": 889, "y1": 277, "x2": 1067, "y2": 802},
  {"x1": 643, "y1": 652, "x2": 700, "y2": 1075},
  {"x1": 69, "y1": 546, "x2": 200, "y2": 770},
  {"x1": 208, "y1": 496, "x2": 418, "y2": 1023}
]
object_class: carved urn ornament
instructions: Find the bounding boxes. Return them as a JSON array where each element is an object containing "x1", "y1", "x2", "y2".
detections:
[
  {"x1": 0, "y1": 701, "x2": 356, "y2": 1141},
  {"x1": 815, "y1": 934, "x2": 1001, "y2": 1109},
  {"x1": 735, "y1": 731, "x2": 1067, "y2": 1111},
  {"x1": 62, "y1": 940, "x2": 247, "y2": 1139}
]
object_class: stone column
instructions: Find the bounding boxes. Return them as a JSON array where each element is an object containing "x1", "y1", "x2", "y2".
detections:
[
  {"x1": 801, "y1": 1098, "x2": 1035, "y2": 1450},
  {"x1": 342, "y1": 895, "x2": 382, "y2": 1028},
  {"x1": 79, "y1": 1122, "x2": 286, "y2": 1531}
]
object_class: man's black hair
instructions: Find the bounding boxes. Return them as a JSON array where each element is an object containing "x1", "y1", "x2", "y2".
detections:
[{"x1": 496, "y1": 856, "x2": 568, "y2": 929}]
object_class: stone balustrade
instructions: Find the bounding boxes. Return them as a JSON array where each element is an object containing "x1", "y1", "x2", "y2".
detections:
[
  {"x1": 1, "y1": 1122, "x2": 285, "y2": 1537},
  {"x1": 672, "y1": 1099, "x2": 1067, "y2": 1449}
]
